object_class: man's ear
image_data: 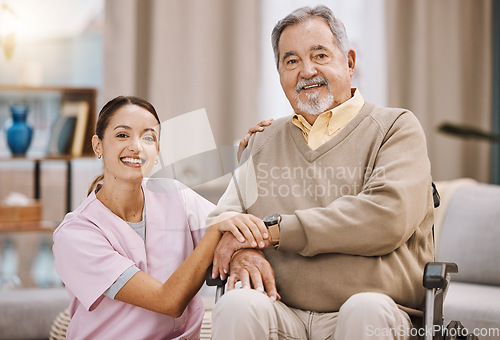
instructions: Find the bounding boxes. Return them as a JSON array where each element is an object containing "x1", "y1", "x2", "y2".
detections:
[
  {"x1": 92, "y1": 135, "x2": 102, "y2": 157},
  {"x1": 347, "y1": 49, "x2": 356, "y2": 76}
]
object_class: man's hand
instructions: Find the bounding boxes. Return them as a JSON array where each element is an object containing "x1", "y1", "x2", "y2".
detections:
[
  {"x1": 237, "y1": 119, "x2": 273, "y2": 162},
  {"x1": 228, "y1": 249, "x2": 280, "y2": 302},
  {"x1": 212, "y1": 231, "x2": 273, "y2": 280}
]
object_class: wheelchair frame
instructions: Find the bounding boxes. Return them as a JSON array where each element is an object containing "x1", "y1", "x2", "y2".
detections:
[{"x1": 207, "y1": 183, "x2": 480, "y2": 339}]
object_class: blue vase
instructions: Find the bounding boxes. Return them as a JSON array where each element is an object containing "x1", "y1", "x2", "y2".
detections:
[{"x1": 6, "y1": 105, "x2": 33, "y2": 156}]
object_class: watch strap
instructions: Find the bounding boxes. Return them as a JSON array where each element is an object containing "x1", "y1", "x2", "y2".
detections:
[{"x1": 268, "y1": 223, "x2": 280, "y2": 244}]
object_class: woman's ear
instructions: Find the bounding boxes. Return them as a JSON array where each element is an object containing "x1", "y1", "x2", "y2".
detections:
[{"x1": 92, "y1": 135, "x2": 102, "y2": 157}]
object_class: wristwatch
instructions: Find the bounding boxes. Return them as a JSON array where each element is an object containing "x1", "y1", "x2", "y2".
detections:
[{"x1": 263, "y1": 213, "x2": 281, "y2": 244}]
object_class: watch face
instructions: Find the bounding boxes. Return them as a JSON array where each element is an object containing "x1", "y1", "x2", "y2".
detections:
[{"x1": 263, "y1": 214, "x2": 280, "y2": 226}]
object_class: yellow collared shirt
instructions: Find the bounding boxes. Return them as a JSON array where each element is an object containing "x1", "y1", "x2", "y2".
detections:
[{"x1": 292, "y1": 89, "x2": 364, "y2": 150}]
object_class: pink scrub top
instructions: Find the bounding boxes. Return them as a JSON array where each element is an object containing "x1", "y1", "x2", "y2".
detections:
[{"x1": 53, "y1": 178, "x2": 215, "y2": 340}]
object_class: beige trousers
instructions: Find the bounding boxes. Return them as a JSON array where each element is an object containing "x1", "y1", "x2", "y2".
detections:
[{"x1": 211, "y1": 288, "x2": 412, "y2": 340}]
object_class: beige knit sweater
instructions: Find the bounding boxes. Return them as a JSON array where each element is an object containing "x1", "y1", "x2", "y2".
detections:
[{"x1": 208, "y1": 102, "x2": 435, "y2": 316}]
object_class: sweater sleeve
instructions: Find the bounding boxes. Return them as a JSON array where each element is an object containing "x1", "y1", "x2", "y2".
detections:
[
  {"x1": 206, "y1": 118, "x2": 289, "y2": 226},
  {"x1": 279, "y1": 111, "x2": 433, "y2": 257}
]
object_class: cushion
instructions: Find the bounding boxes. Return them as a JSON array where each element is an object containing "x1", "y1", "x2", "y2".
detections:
[
  {"x1": 443, "y1": 282, "x2": 500, "y2": 337},
  {"x1": 0, "y1": 288, "x2": 70, "y2": 340},
  {"x1": 436, "y1": 183, "x2": 500, "y2": 285},
  {"x1": 433, "y1": 178, "x2": 477, "y2": 244}
]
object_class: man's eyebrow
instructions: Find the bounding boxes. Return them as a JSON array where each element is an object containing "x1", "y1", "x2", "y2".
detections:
[
  {"x1": 282, "y1": 51, "x2": 297, "y2": 62},
  {"x1": 311, "y1": 44, "x2": 330, "y2": 52},
  {"x1": 282, "y1": 45, "x2": 331, "y2": 62}
]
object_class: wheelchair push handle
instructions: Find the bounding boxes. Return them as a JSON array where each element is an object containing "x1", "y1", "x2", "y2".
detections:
[{"x1": 423, "y1": 262, "x2": 458, "y2": 289}]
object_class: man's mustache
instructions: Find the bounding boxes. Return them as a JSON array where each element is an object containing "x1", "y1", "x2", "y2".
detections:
[{"x1": 295, "y1": 76, "x2": 329, "y2": 93}]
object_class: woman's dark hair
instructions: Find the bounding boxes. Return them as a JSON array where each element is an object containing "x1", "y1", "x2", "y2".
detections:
[
  {"x1": 95, "y1": 95, "x2": 160, "y2": 139},
  {"x1": 88, "y1": 96, "x2": 161, "y2": 195}
]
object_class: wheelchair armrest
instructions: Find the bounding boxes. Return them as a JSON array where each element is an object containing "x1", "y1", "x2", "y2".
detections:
[
  {"x1": 206, "y1": 264, "x2": 228, "y2": 287},
  {"x1": 423, "y1": 262, "x2": 459, "y2": 340},
  {"x1": 423, "y1": 262, "x2": 458, "y2": 289},
  {"x1": 206, "y1": 264, "x2": 227, "y2": 303}
]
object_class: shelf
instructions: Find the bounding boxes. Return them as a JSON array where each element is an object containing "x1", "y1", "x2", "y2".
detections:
[
  {"x1": 0, "y1": 85, "x2": 98, "y2": 156},
  {"x1": 0, "y1": 86, "x2": 98, "y2": 230},
  {"x1": 0, "y1": 221, "x2": 57, "y2": 232},
  {"x1": 0, "y1": 155, "x2": 95, "y2": 162},
  {"x1": 0, "y1": 156, "x2": 96, "y2": 213},
  {"x1": 0, "y1": 84, "x2": 96, "y2": 93}
]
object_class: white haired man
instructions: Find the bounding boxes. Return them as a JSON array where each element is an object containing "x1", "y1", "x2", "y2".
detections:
[{"x1": 209, "y1": 5, "x2": 434, "y2": 340}]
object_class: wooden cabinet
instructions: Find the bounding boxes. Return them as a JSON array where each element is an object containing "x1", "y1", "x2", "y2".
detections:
[
  {"x1": 0, "y1": 155, "x2": 95, "y2": 221},
  {"x1": 0, "y1": 86, "x2": 98, "y2": 290}
]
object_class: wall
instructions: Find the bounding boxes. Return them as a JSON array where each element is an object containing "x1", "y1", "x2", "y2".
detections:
[
  {"x1": 0, "y1": 0, "x2": 105, "y2": 222},
  {"x1": 259, "y1": 0, "x2": 388, "y2": 120}
]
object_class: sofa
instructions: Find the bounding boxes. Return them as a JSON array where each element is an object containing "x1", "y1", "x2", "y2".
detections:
[
  {"x1": 0, "y1": 232, "x2": 70, "y2": 340},
  {"x1": 0, "y1": 287, "x2": 70, "y2": 340},
  {"x1": 1, "y1": 180, "x2": 499, "y2": 339},
  {"x1": 434, "y1": 179, "x2": 500, "y2": 339}
]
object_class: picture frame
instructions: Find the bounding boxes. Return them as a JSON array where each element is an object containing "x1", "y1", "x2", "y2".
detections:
[{"x1": 47, "y1": 101, "x2": 89, "y2": 156}]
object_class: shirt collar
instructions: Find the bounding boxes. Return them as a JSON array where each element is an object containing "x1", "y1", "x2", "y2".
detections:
[{"x1": 292, "y1": 88, "x2": 364, "y2": 136}]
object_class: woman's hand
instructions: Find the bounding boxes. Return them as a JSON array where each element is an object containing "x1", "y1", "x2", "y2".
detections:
[
  {"x1": 237, "y1": 119, "x2": 273, "y2": 162},
  {"x1": 211, "y1": 212, "x2": 274, "y2": 280},
  {"x1": 215, "y1": 213, "x2": 268, "y2": 248}
]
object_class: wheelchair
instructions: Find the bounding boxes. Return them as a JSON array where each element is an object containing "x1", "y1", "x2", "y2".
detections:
[{"x1": 206, "y1": 183, "x2": 480, "y2": 340}]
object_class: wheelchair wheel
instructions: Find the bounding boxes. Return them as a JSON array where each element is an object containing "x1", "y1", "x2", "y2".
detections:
[{"x1": 443, "y1": 320, "x2": 479, "y2": 340}]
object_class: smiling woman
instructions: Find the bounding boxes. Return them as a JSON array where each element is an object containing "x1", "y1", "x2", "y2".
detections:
[
  {"x1": 51, "y1": 95, "x2": 270, "y2": 339},
  {"x1": 89, "y1": 96, "x2": 161, "y2": 222},
  {"x1": 87, "y1": 96, "x2": 160, "y2": 196}
]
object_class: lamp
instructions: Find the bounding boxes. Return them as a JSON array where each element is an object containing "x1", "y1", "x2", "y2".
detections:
[
  {"x1": 438, "y1": 122, "x2": 500, "y2": 144},
  {"x1": 0, "y1": 2, "x2": 19, "y2": 60}
]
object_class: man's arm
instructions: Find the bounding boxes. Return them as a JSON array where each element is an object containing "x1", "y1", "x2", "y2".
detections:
[
  {"x1": 211, "y1": 112, "x2": 431, "y2": 292},
  {"x1": 277, "y1": 112, "x2": 433, "y2": 257},
  {"x1": 212, "y1": 230, "x2": 273, "y2": 280},
  {"x1": 208, "y1": 132, "x2": 274, "y2": 280},
  {"x1": 227, "y1": 249, "x2": 280, "y2": 301},
  {"x1": 213, "y1": 112, "x2": 432, "y2": 259}
]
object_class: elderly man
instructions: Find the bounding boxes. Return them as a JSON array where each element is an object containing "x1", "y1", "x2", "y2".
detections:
[{"x1": 209, "y1": 5, "x2": 434, "y2": 340}]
